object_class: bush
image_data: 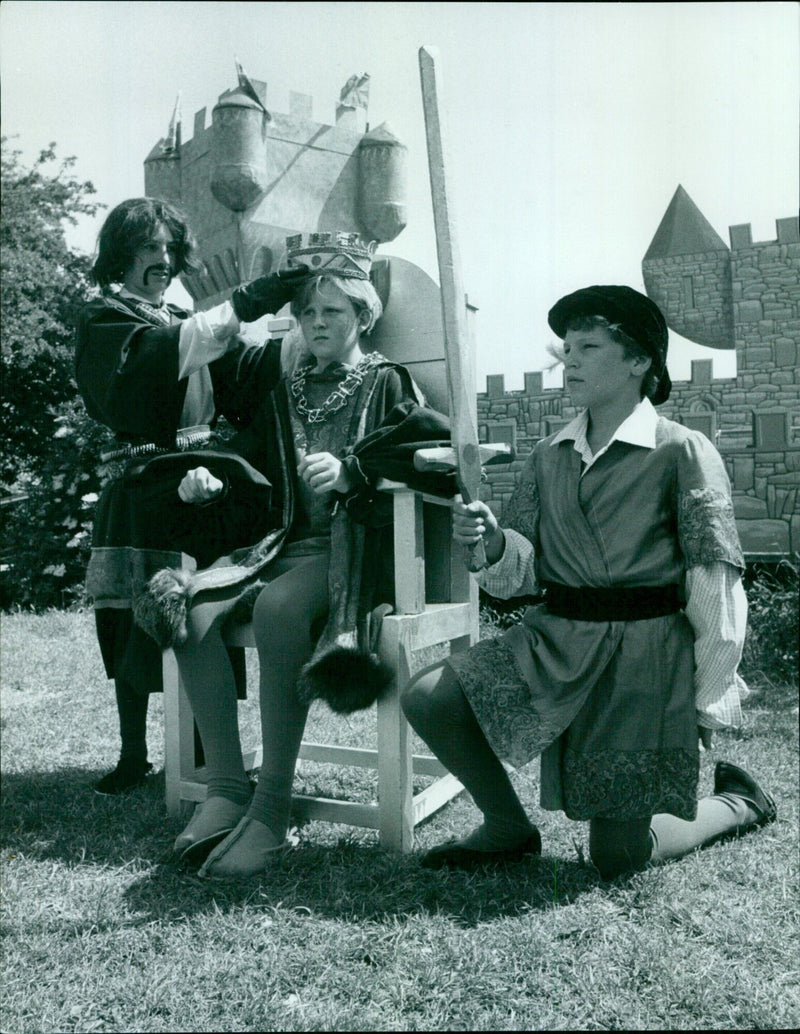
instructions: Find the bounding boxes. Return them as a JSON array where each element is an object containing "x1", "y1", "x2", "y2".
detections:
[
  {"x1": 0, "y1": 398, "x2": 106, "y2": 610},
  {"x1": 741, "y1": 559, "x2": 799, "y2": 685}
]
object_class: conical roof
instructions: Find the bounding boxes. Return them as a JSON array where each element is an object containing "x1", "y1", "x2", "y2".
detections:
[{"x1": 644, "y1": 185, "x2": 728, "y2": 259}]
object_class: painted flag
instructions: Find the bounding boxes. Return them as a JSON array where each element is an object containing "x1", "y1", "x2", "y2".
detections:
[
  {"x1": 235, "y1": 59, "x2": 270, "y2": 117},
  {"x1": 162, "y1": 93, "x2": 182, "y2": 153},
  {"x1": 339, "y1": 72, "x2": 370, "y2": 110}
]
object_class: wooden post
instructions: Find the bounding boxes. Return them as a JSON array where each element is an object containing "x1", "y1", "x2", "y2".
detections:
[{"x1": 376, "y1": 619, "x2": 415, "y2": 851}]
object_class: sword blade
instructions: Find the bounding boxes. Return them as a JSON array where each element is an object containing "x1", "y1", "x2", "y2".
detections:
[{"x1": 419, "y1": 45, "x2": 487, "y2": 571}]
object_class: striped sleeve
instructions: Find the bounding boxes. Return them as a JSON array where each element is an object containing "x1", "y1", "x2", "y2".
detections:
[
  {"x1": 685, "y1": 561, "x2": 750, "y2": 729},
  {"x1": 477, "y1": 529, "x2": 539, "y2": 599}
]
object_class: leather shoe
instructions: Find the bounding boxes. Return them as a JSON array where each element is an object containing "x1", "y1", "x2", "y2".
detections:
[
  {"x1": 174, "y1": 797, "x2": 249, "y2": 865},
  {"x1": 94, "y1": 759, "x2": 153, "y2": 796},
  {"x1": 420, "y1": 829, "x2": 542, "y2": 870},
  {"x1": 714, "y1": 761, "x2": 777, "y2": 827}
]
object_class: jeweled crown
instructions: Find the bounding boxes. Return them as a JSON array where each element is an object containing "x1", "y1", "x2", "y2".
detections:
[{"x1": 285, "y1": 231, "x2": 376, "y2": 280}]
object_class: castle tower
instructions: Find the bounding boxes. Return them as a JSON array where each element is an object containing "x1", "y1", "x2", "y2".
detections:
[
  {"x1": 642, "y1": 185, "x2": 734, "y2": 349},
  {"x1": 359, "y1": 123, "x2": 407, "y2": 241},
  {"x1": 144, "y1": 70, "x2": 408, "y2": 309}
]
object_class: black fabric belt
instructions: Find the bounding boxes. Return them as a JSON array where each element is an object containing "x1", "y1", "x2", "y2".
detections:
[{"x1": 540, "y1": 581, "x2": 682, "y2": 622}]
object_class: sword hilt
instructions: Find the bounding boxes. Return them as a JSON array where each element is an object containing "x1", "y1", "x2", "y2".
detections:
[{"x1": 456, "y1": 483, "x2": 489, "y2": 572}]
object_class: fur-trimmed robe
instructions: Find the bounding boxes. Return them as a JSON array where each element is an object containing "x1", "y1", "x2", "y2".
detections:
[{"x1": 134, "y1": 360, "x2": 455, "y2": 713}]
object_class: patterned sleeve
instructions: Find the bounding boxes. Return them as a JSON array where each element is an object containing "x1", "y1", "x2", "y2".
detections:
[
  {"x1": 676, "y1": 431, "x2": 744, "y2": 572},
  {"x1": 500, "y1": 450, "x2": 541, "y2": 546},
  {"x1": 477, "y1": 451, "x2": 540, "y2": 598},
  {"x1": 685, "y1": 562, "x2": 750, "y2": 729}
]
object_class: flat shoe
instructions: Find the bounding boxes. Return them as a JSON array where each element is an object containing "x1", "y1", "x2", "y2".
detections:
[
  {"x1": 420, "y1": 829, "x2": 542, "y2": 870},
  {"x1": 174, "y1": 797, "x2": 249, "y2": 861},
  {"x1": 714, "y1": 761, "x2": 777, "y2": 827},
  {"x1": 198, "y1": 817, "x2": 291, "y2": 879},
  {"x1": 94, "y1": 760, "x2": 153, "y2": 796},
  {"x1": 179, "y1": 829, "x2": 237, "y2": 867}
]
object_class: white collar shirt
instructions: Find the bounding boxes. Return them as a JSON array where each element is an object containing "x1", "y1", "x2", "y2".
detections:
[{"x1": 550, "y1": 397, "x2": 658, "y2": 475}]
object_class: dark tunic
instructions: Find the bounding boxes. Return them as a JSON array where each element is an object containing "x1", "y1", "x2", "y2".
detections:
[
  {"x1": 448, "y1": 417, "x2": 744, "y2": 822},
  {"x1": 132, "y1": 354, "x2": 455, "y2": 711},
  {"x1": 75, "y1": 293, "x2": 281, "y2": 694}
]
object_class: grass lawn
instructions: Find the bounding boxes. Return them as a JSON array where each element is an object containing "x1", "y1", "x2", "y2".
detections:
[{"x1": 1, "y1": 607, "x2": 798, "y2": 1033}]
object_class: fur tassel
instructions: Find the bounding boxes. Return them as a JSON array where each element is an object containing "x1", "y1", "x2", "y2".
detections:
[
  {"x1": 296, "y1": 648, "x2": 393, "y2": 714},
  {"x1": 133, "y1": 567, "x2": 192, "y2": 649}
]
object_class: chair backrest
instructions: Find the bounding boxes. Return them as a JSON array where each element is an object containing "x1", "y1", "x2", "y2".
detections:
[
  {"x1": 368, "y1": 256, "x2": 448, "y2": 412},
  {"x1": 367, "y1": 255, "x2": 479, "y2": 608}
]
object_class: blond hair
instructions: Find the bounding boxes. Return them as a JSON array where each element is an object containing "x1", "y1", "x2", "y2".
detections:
[{"x1": 290, "y1": 274, "x2": 383, "y2": 334}]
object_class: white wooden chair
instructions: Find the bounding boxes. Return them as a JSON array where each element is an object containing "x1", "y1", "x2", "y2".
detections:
[{"x1": 161, "y1": 480, "x2": 477, "y2": 851}]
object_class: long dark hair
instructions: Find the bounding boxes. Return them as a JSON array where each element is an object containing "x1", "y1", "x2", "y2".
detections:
[{"x1": 91, "y1": 197, "x2": 201, "y2": 289}]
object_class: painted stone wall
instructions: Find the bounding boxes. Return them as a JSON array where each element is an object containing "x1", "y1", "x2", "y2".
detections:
[{"x1": 479, "y1": 215, "x2": 800, "y2": 559}]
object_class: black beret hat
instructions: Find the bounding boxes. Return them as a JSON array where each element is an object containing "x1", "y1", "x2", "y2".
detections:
[{"x1": 548, "y1": 285, "x2": 671, "y2": 404}]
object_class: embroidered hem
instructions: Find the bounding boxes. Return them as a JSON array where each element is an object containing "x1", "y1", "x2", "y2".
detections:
[{"x1": 559, "y1": 746, "x2": 700, "y2": 821}]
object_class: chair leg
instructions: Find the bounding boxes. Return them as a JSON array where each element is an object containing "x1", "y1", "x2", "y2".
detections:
[
  {"x1": 163, "y1": 649, "x2": 182, "y2": 818},
  {"x1": 163, "y1": 648, "x2": 203, "y2": 818},
  {"x1": 376, "y1": 622, "x2": 415, "y2": 852}
]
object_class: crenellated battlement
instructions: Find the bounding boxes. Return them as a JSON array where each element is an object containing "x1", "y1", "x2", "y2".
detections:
[
  {"x1": 478, "y1": 198, "x2": 800, "y2": 557},
  {"x1": 152, "y1": 75, "x2": 371, "y2": 156},
  {"x1": 729, "y1": 217, "x2": 800, "y2": 249}
]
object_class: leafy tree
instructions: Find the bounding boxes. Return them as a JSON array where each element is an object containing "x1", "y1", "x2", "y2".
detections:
[
  {"x1": 1, "y1": 139, "x2": 102, "y2": 486},
  {"x1": 0, "y1": 398, "x2": 107, "y2": 609},
  {"x1": 1, "y1": 140, "x2": 105, "y2": 608}
]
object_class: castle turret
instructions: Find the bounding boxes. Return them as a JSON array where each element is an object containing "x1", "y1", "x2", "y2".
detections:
[
  {"x1": 210, "y1": 83, "x2": 270, "y2": 212},
  {"x1": 642, "y1": 185, "x2": 734, "y2": 349},
  {"x1": 143, "y1": 95, "x2": 182, "y2": 205},
  {"x1": 144, "y1": 68, "x2": 408, "y2": 310},
  {"x1": 359, "y1": 122, "x2": 408, "y2": 242}
]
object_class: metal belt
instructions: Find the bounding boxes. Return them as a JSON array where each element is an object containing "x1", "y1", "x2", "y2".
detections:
[{"x1": 100, "y1": 425, "x2": 214, "y2": 463}]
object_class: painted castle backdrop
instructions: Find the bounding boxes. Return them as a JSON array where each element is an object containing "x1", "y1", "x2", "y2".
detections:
[
  {"x1": 145, "y1": 73, "x2": 799, "y2": 560},
  {"x1": 478, "y1": 187, "x2": 799, "y2": 559}
]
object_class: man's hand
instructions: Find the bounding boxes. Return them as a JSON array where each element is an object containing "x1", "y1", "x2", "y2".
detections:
[
  {"x1": 231, "y1": 266, "x2": 309, "y2": 323},
  {"x1": 178, "y1": 466, "x2": 224, "y2": 504},
  {"x1": 298, "y1": 452, "x2": 352, "y2": 495},
  {"x1": 453, "y1": 499, "x2": 504, "y2": 565},
  {"x1": 698, "y1": 727, "x2": 714, "y2": 751}
]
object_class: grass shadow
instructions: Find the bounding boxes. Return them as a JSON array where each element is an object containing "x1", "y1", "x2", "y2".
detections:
[
  {"x1": 0, "y1": 767, "x2": 178, "y2": 869},
  {"x1": 2, "y1": 765, "x2": 603, "y2": 927},
  {"x1": 121, "y1": 836, "x2": 601, "y2": 930}
]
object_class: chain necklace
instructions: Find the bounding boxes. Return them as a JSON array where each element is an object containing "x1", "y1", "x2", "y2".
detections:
[
  {"x1": 290, "y1": 351, "x2": 386, "y2": 424},
  {"x1": 116, "y1": 294, "x2": 173, "y2": 327}
]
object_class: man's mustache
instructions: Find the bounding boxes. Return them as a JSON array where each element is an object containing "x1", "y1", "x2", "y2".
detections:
[{"x1": 143, "y1": 265, "x2": 173, "y2": 284}]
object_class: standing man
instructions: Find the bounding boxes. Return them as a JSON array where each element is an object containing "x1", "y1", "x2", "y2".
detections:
[{"x1": 76, "y1": 197, "x2": 305, "y2": 794}]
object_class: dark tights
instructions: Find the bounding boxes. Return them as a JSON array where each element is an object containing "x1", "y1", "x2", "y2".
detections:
[
  {"x1": 402, "y1": 662, "x2": 758, "y2": 879},
  {"x1": 402, "y1": 663, "x2": 537, "y2": 850},
  {"x1": 175, "y1": 552, "x2": 329, "y2": 834},
  {"x1": 115, "y1": 679, "x2": 149, "y2": 764}
]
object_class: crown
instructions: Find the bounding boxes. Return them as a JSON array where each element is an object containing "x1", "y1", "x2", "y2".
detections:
[{"x1": 285, "y1": 232, "x2": 377, "y2": 280}]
